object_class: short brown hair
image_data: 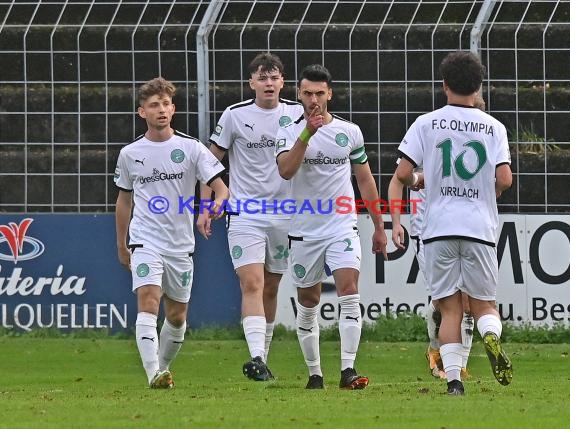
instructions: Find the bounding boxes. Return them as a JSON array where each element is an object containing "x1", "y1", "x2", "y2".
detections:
[
  {"x1": 248, "y1": 53, "x2": 284, "y2": 76},
  {"x1": 138, "y1": 77, "x2": 176, "y2": 105}
]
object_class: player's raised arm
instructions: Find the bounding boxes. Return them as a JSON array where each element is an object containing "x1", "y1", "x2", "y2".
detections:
[{"x1": 277, "y1": 104, "x2": 322, "y2": 179}]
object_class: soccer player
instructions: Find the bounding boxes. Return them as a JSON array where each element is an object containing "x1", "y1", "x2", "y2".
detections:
[
  {"x1": 388, "y1": 93, "x2": 486, "y2": 381},
  {"x1": 196, "y1": 53, "x2": 304, "y2": 381},
  {"x1": 276, "y1": 64, "x2": 388, "y2": 390},
  {"x1": 394, "y1": 51, "x2": 513, "y2": 395},
  {"x1": 115, "y1": 77, "x2": 229, "y2": 388},
  {"x1": 389, "y1": 172, "x2": 474, "y2": 380}
]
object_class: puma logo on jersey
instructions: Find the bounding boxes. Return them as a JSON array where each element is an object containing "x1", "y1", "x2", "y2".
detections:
[
  {"x1": 141, "y1": 336, "x2": 155, "y2": 341},
  {"x1": 244, "y1": 123, "x2": 254, "y2": 131},
  {"x1": 345, "y1": 315, "x2": 359, "y2": 322},
  {"x1": 135, "y1": 158, "x2": 145, "y2": 166},
  {"x1": 298, "y1": 326, "x2": 313, "y2": 333}
]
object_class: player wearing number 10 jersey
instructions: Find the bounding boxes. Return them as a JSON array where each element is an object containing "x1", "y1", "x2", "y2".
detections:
[{"x1": 395, "y1": 51, "x2": 513, "y2": 395}]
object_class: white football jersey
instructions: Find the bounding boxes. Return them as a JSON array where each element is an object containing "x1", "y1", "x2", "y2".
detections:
[
  {"x1": 397, "y1": 105, "x2": 510, "y2": 244},
  {"x1": 276, "y1": 114, "x2": 368, "y2": 240},
  {"x1": 209, "y1": 98, "x2": 304, "y2": 216},
  {"x1": 409, "y1": 188, "x2": 425, "y2": 237},
  {"x1": 114, "y1": 131, "x2": 225, "y2": 254}
]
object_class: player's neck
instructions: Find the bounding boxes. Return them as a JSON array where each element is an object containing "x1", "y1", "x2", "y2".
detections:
[
  {"x1": 446, "y1": 90, "x2": 476, "y2": 107},
  {"x1": 254, "y1": 98, "x2": 279, "y2": 110},
  {"x1": 145, "y1": 127, "x2": 174, "y2": 142}
]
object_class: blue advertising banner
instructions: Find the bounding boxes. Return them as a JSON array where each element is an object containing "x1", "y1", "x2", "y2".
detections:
[{"x1": 0, "y1": 214, "x2": 241, "y2": 332}]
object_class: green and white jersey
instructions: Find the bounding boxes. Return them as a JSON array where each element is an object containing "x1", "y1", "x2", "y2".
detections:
[
  {"x1": 276, "y1": 114, "x2": 368, "y2": 240},
  {"x1": 397, "y1": 104, "x2": 511, "y2": 245},
  {"x1": 209, "y1": 98, "x2": 304, "y2": 216},
  {"x1": 114, "y1": 131, "x2": 225, "y2": 255}
]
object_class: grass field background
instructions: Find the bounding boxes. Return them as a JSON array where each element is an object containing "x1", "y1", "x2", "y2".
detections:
[{"x1": 2, "y1": 332, "x2": 569, "y2": 429}]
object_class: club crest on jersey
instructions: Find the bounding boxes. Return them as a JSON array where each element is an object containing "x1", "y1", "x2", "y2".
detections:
[
  {"x1": 279, "y1": 115, "x2": 292, "y2": 127},
  {"x1": 335, "y1": 133, "x2": 349, "y2": 147},
  {"x1": 213, "y1": 124, "x2": 223, "y2": 136},
  {"x1": 171, "y1": 149, "x2": 185, "y2": 163}
]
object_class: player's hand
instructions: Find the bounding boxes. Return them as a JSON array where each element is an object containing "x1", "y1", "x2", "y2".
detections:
[
  {"x1": 372, "y1": 229, "x2": 388, "y2": 260},
  {"x1": 410, "y1": 172, "x2": 425, "y2": 191},
  {"x1": 305, "y1": 105, "x2": 324, "y2": 135},
  {"x1": 196, "y1": 212, "x2": 212, "y2": 239},
  {"x1": 117, "y1": 246, "x2": 131, "y2": 270},
  {"x1": 391, "y1": 223, "x2": 406, "y2": 250},
  {"x1": 210, "y1": 198, "x2": 226, "y2": 221}
]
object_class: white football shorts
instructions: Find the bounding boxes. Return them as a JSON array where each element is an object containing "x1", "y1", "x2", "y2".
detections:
[
  {"x1": 226, "y1": 214, "x2": 290, "y2": 273},
  {"x1": 288, "y1": 229, "x2": 361, "y2": 288},
  {"x1": 424, "y1": 239, "x2": 498, "y2": 301},
  {"x1": 130, "y1": 246, "x2": 194, "y2": 303}
]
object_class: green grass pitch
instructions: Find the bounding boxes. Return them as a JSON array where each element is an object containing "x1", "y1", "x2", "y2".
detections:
[{"x1": 2, "y1": 336, "x2": 569, "y2": 429}]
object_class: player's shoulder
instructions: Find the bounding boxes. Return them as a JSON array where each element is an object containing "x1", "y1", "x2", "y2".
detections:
[
  {"x1": 119, "y1": 133, "x2": 146, "y2": 154},
  {"x1": 278, "y1": 98, "x2": 303, "y2": 109},
  {"x1": 172, "y1": 130, "x2": 208, "y2": 153},
  {"x1": 331, "y1": 114, "x2": 362, "y2": 132},
  {"x1": 331, "y1": 113, "x2": 356, "y2": 125},
  {"x1": 173, "y1": 129, "x2": 200, "y2": 143},
  {"x1": 228, "y1": 99, "x2": 256, "y2": 111}
]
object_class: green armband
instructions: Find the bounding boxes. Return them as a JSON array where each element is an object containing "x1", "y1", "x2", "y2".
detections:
[{"x1": 299, "y1": 128, "x2": 312, "y2": 146}]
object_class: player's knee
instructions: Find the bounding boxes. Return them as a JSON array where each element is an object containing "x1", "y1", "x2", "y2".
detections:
[{"x1": 337, "y1": 283, "x2": 358, "y2": 297}]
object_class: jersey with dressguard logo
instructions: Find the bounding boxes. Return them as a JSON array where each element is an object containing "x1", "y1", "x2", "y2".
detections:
[
  {"x1": 276, "y1": 115, "x2": 368, "y2": 240},
  {"x1": 114, "y1": 131, "x2": 225, "y2": 254},
  {"x1": 209, "y1": 98, "x2": 304, "y2": 216}
]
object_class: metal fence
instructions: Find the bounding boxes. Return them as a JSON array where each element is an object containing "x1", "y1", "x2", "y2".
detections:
[{"x1": 0, "y1": 0, "x2": 568, "y2": 213}]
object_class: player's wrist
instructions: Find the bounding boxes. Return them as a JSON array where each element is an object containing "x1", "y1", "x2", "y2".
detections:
[
  {"x1": 298, "y1": 128, "x2": 312, "y2": 146},
  {"x1": 412, "y1": 172, "x2": 419, "y2": 187}
]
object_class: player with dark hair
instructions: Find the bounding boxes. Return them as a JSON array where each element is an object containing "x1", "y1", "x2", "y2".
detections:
[
  {"x1": 276, "y1": 64, "x2": 388, "y2": 390},
  {"x1": 394, "y1": 51, "x2": 513, "y2": 395},
  {"x1": 197, "y1": 53, "x2": 304, "y2": 381}
]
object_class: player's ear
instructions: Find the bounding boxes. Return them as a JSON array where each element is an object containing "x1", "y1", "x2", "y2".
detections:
[
  {"x1": 328, "y1": 88, "x2": 332, "y2": 101},
  {"x1": 249, "y1": 78, "x2": 255, "y2": 90},
  {"x1": 137, "y1": 106, "x2": 146, "y2": 119}
]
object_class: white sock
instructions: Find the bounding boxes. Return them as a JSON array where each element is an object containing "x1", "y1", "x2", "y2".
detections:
[
  {"x1": 461, "y1": 313, "x2": 474, "y2": 368},
  {"x1": 440, "y1": 342, "x2": 463, "y2": 382},
  {"x1": 264, "y1": 322, "x2": 275, "y2": 363},
  {"x1": 338, "y1": 294, "x2": 362, "y2": 370},
  {"x1": 426, "y1": 301, "x2": 440, "y2": 349},
  {"x1": 296, "y1": 302, "x2": 321, "y2": 377},
  {"x1": 242, "y1": 315, "x2": 266, "y2": 360},
  {"x1": 476, "y1": 313, "x2": 502, "y2": 338},
  {"x1": 158, "y1": 318, "x2": 186, "y2": 371},
  {"x1": 135, "y1": 312, "x2": 159, "y2": 383}
]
